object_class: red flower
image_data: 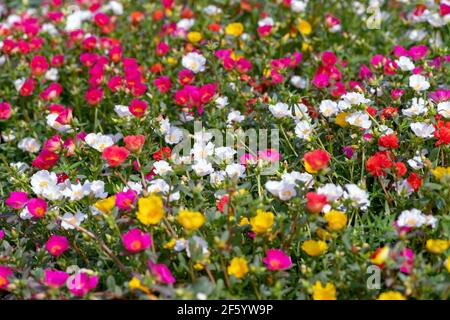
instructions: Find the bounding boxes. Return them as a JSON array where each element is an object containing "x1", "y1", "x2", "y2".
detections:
[
  {"x1": 407, "y1": 173, "x2": 422, "y2": 191},
  {"x1": 30, "y1": 55, "x2": 49, "y2": 77},
  {"x1": 303, "y1": 149, "x2": 331, "y2": 173},
  {"x1": 102, "y1": 145, "x2": 129, "y2": 167},
  {"x1": 85, "y1": 87, "x2": 104, "y2": 105},
  {"x1": 124, "y1": 135, "x2": 145, "y2": 152},
  {"x1": 217, "y1": 195, "x2": 230, "y2": 213},
  {"x1": 434, "y1": 120, "x2": 450, "y2": 146},
  {"x1": 306, "y1": 192, "x2": 328, "y2": 214},
  {"x1": 128, "y1": 99, "x2": 148, "y2": 117},
  {"x1": 394, "y1": 162, "x2": 407, "y2": 177},
  {"x1": 154, "y1": 76, "x2": 171, "y2": 93},
  {"x1": 378, "y1": 134, "x2": 399, "y2": 149},
  {"x1": 32, "y1": 150, "x2": 59, "y2": 170},
  {"x1": 152, "y1": 147, "x2": 172, "y2": 160},
  {"x1": 366, "y1": 151, "x2": 392, "y2": 177}
]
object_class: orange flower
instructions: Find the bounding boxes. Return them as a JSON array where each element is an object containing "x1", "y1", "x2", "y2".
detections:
[
  {"x1": 303, "y1": 149, "x2": 331, "y2": 173},
  {"x1": 124, "y1": 135, "x2": 145, "y2": 152},
  {"x1": 102, "y1": 145, "x2": 129, "y2": 167}
]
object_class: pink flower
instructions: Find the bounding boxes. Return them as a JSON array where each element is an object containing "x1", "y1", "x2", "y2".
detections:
[
  {"x1": 154, "y1": 76, "x2": 172, "y2": 93},
  {"x1": 0, "y1": 266, "x2": 13, "y2": 289},
  {"x1": 263, "y1": 249, "x2": 292, "y2": 270},
  {"x1": 45, "y1": 235, "x2": 69, "y2": 257},
  {"x1": 409, "y1": 45, "x2": 428, "y2": 61},
  {"x1": 40, "y1": 82, "x2": 62, "y2": 101},
  {"x1": 258, "y1": 149, "x2": 281, "y2": 162},
  {"x1": 27, "y1": 198, "x2": 48, "y2": 218},
  {"x1": 240, "y1": 153, "x2": 257, "y2": 165},
  {"x1": 398, "y1": 248, "x2": 414, "y2": 274},
  {"x1": 148, "y1": 260, "x2": 176, "y2": 284},
  {"x1": 128, "y1": 99, "x2": 148, "y2": 117},
  {"x1": 5, "y1": 191, "x2": 28, "y2": 209},
  {"x1": 122, "y1": 228, "x2": 152, "y2": 253},
  {"x1": 44, "y1": 269, "x2": 69, "y2": 288},
  {"x1": 66, "y1": 272, "x2": 99, "y2": 296},
  {"x1": 322, "y1": 51, "x2": 337, "y2": 66},
  {"x1": 0, "y1": 102, "x2": 11, "y2": 120},
  {"x1": 85, "y1": 87, "x2": 104, "y2": 105},
  {"x1": 0, "y1": 230, "x2": 4, "y2": 240},
  {"x1": 312, "y1": 73, "x2": 330, "y2": 88},
  {"x1": 115, "y1": 190, "x2": 137, "y2": 210}
]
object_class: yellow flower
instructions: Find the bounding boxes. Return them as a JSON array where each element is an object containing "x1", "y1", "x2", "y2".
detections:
[
  {"x1": 225, "y1": 22, "x2": 244, "y2": 37},
  {"x1": 94, "y1": 196, "x2": 116, "y2": 214},
  {"x1": 432, "y1": 167, "x2": 450, "y2": 181},
  {"x1": 316, "y1": 228, "x2": 332, "y2": 240},
  {"x1": 371, "y1": 246, "x2": 390, "y2": 265},
  {"x1": 128, "y1": 276, "x2": 149, "y2": 294},
  {"x1": 324, "y1": 210, "x2": 348, "y2": 231},
  {"x1": 445, "y1": 257, "x2": 450, "y2": 273},
  {"x1": 177, "y1": 209, "x2": 205, "y2": 231},
  {"x1": 426, "y1": 239, "x2": 450, "y2": 254},
  {"x1": 227, "y1": 257, "x2": 249, "y2": 279},
  {"x1": 312, "y1": 281, "x2": 337, "y2": 300},
  {"x1": 137, "y1": 195, "x2": 164, "y2": 225},
  {"x1": 298, "y1": 20, "x2": 312, "y2": 35},
  {"x1": 239, "y1": 217, "x2": 250, "y2": 226},
  {"x1": 187, "y1": 31, "x2": 202, "y2": 43},
  {"x1": 304, "y1": 161, "x2": 317, "y2": 174},
  {"x1": 377, "y1": 291, "x2": 406, "y2": 300},
  {"x1": 302, "y1": 240, "x2": 328, "y2": 256},
  {"x1": 335, "y1": 112, "x2": 350, "y2": 127},
  {"x1": 163, "y1": 238, "x2": 176, "y2": 249},
  {"x1": 166, "y1": 57, "x2": 177, "y2": 65},
  {"x1": 250, "y1": 209, "x2": 274, "y2": 234},
  {"x1": 301, "y1": 42, "x2": 313, "y2": 52},
  {"x1": 194, "y1": 263, "x2": 205, "y2": 270}
]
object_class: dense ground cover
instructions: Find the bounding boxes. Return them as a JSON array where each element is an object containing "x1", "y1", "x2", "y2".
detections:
[{"x1": 0, "y1": 0, "x2": 449, "y2": 300}]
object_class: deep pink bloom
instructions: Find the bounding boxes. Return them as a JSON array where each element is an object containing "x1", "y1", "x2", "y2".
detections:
[
  {"x1": 409, "y1": 45, "x2": 428, "y2": 61},
  {"x1": 393, "y1": 45, "x2": 409, "y2": 58},
  {"x1": 45, "y1": 235, "x2": 69, "y2": 257},
  {"x1": 0, "y1": 266, "x2": 13, "y2": 289},
  {"x1": 263, "y1": 249, "x2": 292, "y2": 270},
  {"x1": 391, "y1": 89, "x2": 405, "y2": 100},
  {"x1": 154, "y1": 76, "x2": 171, "y2": 93},
  {"x1": 178, "y1": 69, "x2": 194, "y2": 86},
  {"x1": 27, "y1": 198, "x2": 48, "y2": 218},
  {"x1": 0, "y1": 230, "x2": 4, "y2": 240},
  {"x1": 240, "y1": 153, "x2": 257, "y2": 165},
  {"x1": 40, "y1": 83, "x2": 62, "y2": 101},
  {"x1": 429, "y1": 90, "x2": 450, "y2": 103},
  {"x1": 115, "y1": 190, "x2": 137, "y2": 210},
  {"x1": 128, "y1": 99, "x2": 148, "y2": 117},
  {"x1": 85, "y1": 87, "x2": 104, "y2": 105},
  {"x1": 44, "y1": 269, "x2": 69, "y2": 288},
  {"x1": 0, "y1": 102, "x2": 11, "y2": 120},
  {"x1": 312, "y1": 73, "x2": 330, "y2": 88},
  {"x1": 322, "y1": 51, "x2": 337, "y2": 66},
  {"x1": 30, "y1": 55, "x2": 49, "y2": 77},
  {"x1": 67, "y1": 272, "x2": 98, "y2": 296},
  {"x1": 32, "y1": 149, "x2": 59, "y2": 170},
  {"x1": 5, "y1": 191, "x2": 28, "y2": 209},
  {"x1": 258, "y1": 149, "x2": 281, "y2": 162},
  {"x1": 148, "y1": 260, "x2": 176, "y2": 284},
  {"x1": 122, "y1": 228, "x2": 152, "y2": 253}
]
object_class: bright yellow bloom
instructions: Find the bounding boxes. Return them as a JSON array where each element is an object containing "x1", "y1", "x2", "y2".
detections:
[
  {"x1": 239, "y1": 217, "x2": 250, "y2": 226},
  {"x1": 426, "y1": 239, "x2": 450, "y2": 254},
  {"x1": 250, "y1": 209, "x2": 274, "y2": 234},
  {"x1": 163, "y1": 238, "x2": 176, "y2": 249},
  {"x1": 371, "y1": 246, "x2": 390, "y2": 265},
  {"x1": 94, "y1": 196, "x2": 116, "y2": 214},
  {"x1": 227, "y1": 257, "x2": 249, "y2": 279},
  {"x1": 225, "y1": 22, "x2": 244, "y2": 37},
  {"x1": 177, "y1": 209, "x2": 205, "y2": 231},
  {"x1": 128, "y1": 276, "x2": 149, "y2": 294},
  {"x1": 194, "y1": 263, "x2": 205, "y2": 270},
  {"x1": 304, "y1": 161, "x2": 317, "y2": 174},
  {"x1": 312, "y1": 281, "x2": 337, "y2": 300},
  {"x1": 377, "y1": 291, "x2": 406, "y2": 300},
  {"x1": 187, "y1": 31, "x2": 202, "y2": 43},
  {"x1": 298, "y1": 20, "x2": 312, "y2": 35},
  {"x1": 335, "y1": 112, "x2": 350, "y2": 127},
  {"x1": 301, "y1": 42, "x2": 313, "y2": 52},
  {"x1": 324, "y1": 210, "x2": 347, "y2": 231},
  {"x1": 445, "y1": 257, "x2": 450, "y2": 273},
  {"x1": 137, "y1": 195, "x2": 164, "y2": 225},
  {"x1": 302, "y1": 240, "x2": 328, "y2": 256},
  {"x1": 432, "y1": 167, "x2": 450, "y2": 180},
  {"x1": 166, "y1": 57, "x2": 177, "y2": 65}
]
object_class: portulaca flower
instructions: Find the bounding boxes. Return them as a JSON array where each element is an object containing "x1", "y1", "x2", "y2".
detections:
[
  {"x1": 177, "y1": 18, "x2": 195, "y2": 31},
  {"x1": 215, "y1": 96, "x2": 229, "y2": 109},
  {"x1": 341, "y1": 92, "x2": 370, "y2": 105},
  {"x1": 395, "y1": 56, "x2": 415, "y2": 71},
  {"x1": 30, "y1": 170, "x2": 59, "y2": 197},
  {"x1": 18, "y1": 137, "x2": 41, "y2": 153},
  {"x1": 46, "y1": 113, "x2": 71, "y2": 132},
  {"x1": 394, "y1": 179, "x2": 413, "y2": 196},
  {"x1": 292, "y1": 103, "x2": 309, "y2": 120},
  {"x1": 346, "y1": 112, "x2": 372, "y2": 129},
  {"x1": 147, "y1": 179, "x2": 170, "y2": 194},
  {"x1": 192, "y1": 159, "x2": 214, "y2": 176},
  {"x1": 85, "y1": 133, "x2": 114, "y2": 152},
  {"x1": 410, "y1": 122, "x2": 435, "y2": 138},
  {"x1": 396, "y1": 209, "x2": 426, "y2": 228},
  {"x1": 318, "y1": 183, "x2": 344, "y2": 202},
  {"x1": 265, "y1": 180, "x2": 297, "y2": 200},
  {"x1": 203, "y1": 5, "x2": 222, "y2": 16},
  {"x1": 210, "y1": 170, "x2": 226, "y2": 186},
  {"x1": 107, "y1": 1, "x2": 124, "y2": 15},
  {"x1": 409, "y1": 74, "x2": 430, "y2": 92},
  {"x1": 281, "y1": 171, "x2": 314, "y2": 187},
  {"x1": 295, "y1": 120, "x2": 314, "y2": 140},
  {"x1": 61, "y1": 211, "x2": 88, "y2": 230},
  {"x1": 291, "y1": 0, "x2": 307, "y2": 12},
  {"x1": 319, "y1": 100, "x2": 339, "y2": 117},
  {"x1": 343, "y1": 184, "x2": 370, "y2": 210},
  {"x1": 214, "y1": 147, "x2": 236, "y2": 163},
  {"x1": 14, "y1": 78, "x2": 25, "y2": 92},
  {"x1": 62, "y1": 181, "x2": 92, "y2": 201},
  {"x1": 182, "y1": 52, "x2": 206, "y2": 73},
  {"x1": 402, "y1": 98, "x2": 427, "y2": 117},
  {"x1": 192, "y1": 142, "x2": 215, "y2": 161},
  {"x1": 45, "y1": 68, "x2": 59, "y2": 81},
  {"x1": 114, "y1": 105, "x2": 133, "y2": 117},
  {"x1": 165, "y1": 126, "x2": 184, "y2": 144},
  {"x1": 227, "y1": 110, "x2": 245, "y2": 125},
  {"x1": 153, "y1": 160, "x2": 173, "y2": 176},
  {"x1": 269, "y1": 102, "x2": 291, "y2": 118},
  {"x1": 124, "y1": 181, "x2": 143, "y2": 195},
  {"x1": 225, "y1": 163, "x2": 246, "y2": 179},
  {"x1": 290, "y1": 75, "x2": 307, "y2": 88},
  {"x1": 437, "y1": 101, "x2": 450, "y2": 118},
  {"x1": 90, "y1": 180, "x2": 108, "y2": 198},
  {"x1": 258, "y1": 17, "x2": 274, "y2": 27}
]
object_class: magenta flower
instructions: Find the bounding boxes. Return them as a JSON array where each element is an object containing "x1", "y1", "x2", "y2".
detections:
[
  {"x1": 122, "y1": 228, "x2": 152, "y2": 253},
  {"x1": 258, "y1": 149, "x2": 281, "y2": 163},
  {"x1": 0, "y1": 265, "x2": 13, "y2": 289},
  {"x1": 5, "y1": 191, "x2": 28, "y2": 209},
  {"x1": 342, "y1": 146, "x2": 354, "y2": 159},
  {"x1": 44, "y1": 269, "x2": 69, "y2": 288},
  {"x1": 115, "y1": 190, "x2": 137, "y2": 210},
  {"x1": 27, "y1": 198, "x2": 48, "y2": 218},
  {"x1": 45, "y1": 235, "x2": 70, "y2": 257},
  {"x1": 240, "y1": 153, "x2": 257, "y2": 166},
  {"x1": 263, "y1": 249, "x2": 292, "y2": 271},
  {"x1": 0, "y1": 230, "x2": 4, "y2": 240},
  {"x1": 148, "y1": 260, "x2": 176, "y2": 284},
  {"x1": 66, "y1": 272, "x2": 99, "y2": 296},
  {"x1": 398, "y1": 248, "x2": 415, "y2": 274}
]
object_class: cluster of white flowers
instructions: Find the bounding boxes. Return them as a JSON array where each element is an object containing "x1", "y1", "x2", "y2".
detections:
[
  {"x1": 396, "y1": 208, "x2": 437, "y2": 228},
  {"x1": 265, "y1": 171, "x2": 314, "y2": 200}
]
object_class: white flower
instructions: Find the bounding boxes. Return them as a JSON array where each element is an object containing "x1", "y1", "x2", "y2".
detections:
[
  {"x1": 425, "y1": 215, "x2": 438, "y2": 228},
  {"x1": 291, "y1": 0, "x2": 307, "y2": 12},
  {"x1": 203, "y1": 5, "x2": 222, "y2": 15},
  {"x1": 227, "y1": 110, "x2": 245, "y2": 125},
  {"x1": 343, "y1": 184, "x2": 370, "y2": 210},
  {"x1": 214, "y1": 147, "x2": 236, "y2": 163},
  {"x1": 341, "y1": 92, "x2": 370, "y2": 105},
  {"x1": 402, "y1": 98, "x2": 428, "y2": 117},
  {"x1": 192, "y1": 159, "x2": 214, "y2": 176},
  {"x1": 46, "y1": 113, "x2": 71, "y2": 132},
  {"x1": 114, "y1": 105, "x2": 132, "y2": 117},
  {"x1": 2, "y1": 131, "x2": 15, "y2": 141},
  {"x1": 153, "y1": 160, "x2": 173, "y2": 176},
  {"x1": 269, "y1": 102, "x2": 291, "y2": 118},
  {"x1": 20, "y1": 207, "x2": 33, "y2": 220},
  {"x1": 281, "y1": 171, "x2": 314, "y2": 187},
  {"x1": 18, "y1": 137, "x2": 41, "y2": 153},
  {"x1": 182, "y1": 52, "x2": 206, "y2": 73},
  {"x1": 317, "y1": 184, "x2": 344, "y2": 202},
  {"x1": 346, "y1": 112, "x2": 372, "y2": 129},
  {"x1": 177, "y1": 18, "x2": 195, "y2": 31},
  {"x1": 407, "y1": 153, "x2": 424, "y2": 170},
  {"x1": 165, "y1": 126, "x2": 184, "y2": 144},
  {"x1": 108, "y1": 1, "x2": 124, "y2": 15},
  {"x1": 62, "y1": 181, "x2": 91, "y2": 201},
  {"x1": 265, "y1": 180, "x2": 297, "y2": 200},
  {"x1": 14, "y1": 78, "x2": 25, "y2": 92},
  {"x1": 290, "y1": 75, "x2": 307, "y2": 88},
  {"x1": 61, "y1": 211, "x2": 88, "y2": 230},
  {"x1": 295, "y1": 120, "x2": 314, "y2": 140},
  {"x1": 292, "y1": 103, "x2": 309, "y2": 120},
  {"x1": 395, "y1": 56, "x2": 415, "y2": 71},
  {"x1": 90, "y1": 180, "x2": 107, "y2": 198},
  {"x1": 210, "y1": 170, "x2": 226, "y2": 186},
  {"x1": 147, "y1": 179, "x2": 170, "y2": 194},
  {"x1": 410, "y1": 122, "x2": 435, "y2": 138},
  {"x1": 215, "y1": 96, "x2": 229, "y2": 109},
  {"x1": 159, "y1": 118, "x2": 171, "y2": 135},
  {"x1": 258, "y1": 17, "x2": 274, "y2": 27},
  {"x1": 437, "y1": 101, "x2": 450, "y2": 118},
  {"x1": 225, "y1": 163, "x2": 246, "y2": 179},
  {"x1": 125, "y1": 181, "x2": 143, "y2": 194},
  {"x1": 10, "y1": 162, "x2": 29, "y2": 173},
  {"x1": 84, "y1": 133, "x2": 114, "y2": 152},
  {"x1": 319, "y1": 100, "x2": 339, "y2": 117},
  {"x1": 45, "y1": 68, "x2": 59, "y2": 81},
  {"x1": 192, "y1": 142, "x2": 215, "y2": 161},
  {"x1": 396, "y1": 209, "x2": 426, "y2": 228},
  {"x1": 378, "y1": 125, "x2": 394, "y2": 135},
  {"x1": 394, "y1": 179, "x2": 413, "y2": 196},
  {"x1": 409, "y1": 74, "x2": 430, "y2": 92},
  {"x1": 31, "y1": 170, "x2": 58, "y2": 195}
]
